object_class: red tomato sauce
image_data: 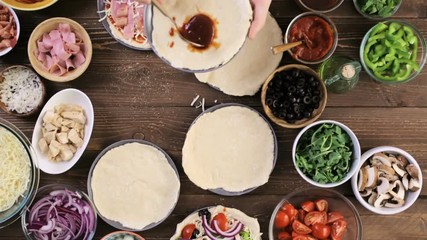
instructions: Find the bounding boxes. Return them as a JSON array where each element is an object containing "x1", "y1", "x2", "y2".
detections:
[{"x1": 288, "y1": 16, "x2": 334, "y2": 61}]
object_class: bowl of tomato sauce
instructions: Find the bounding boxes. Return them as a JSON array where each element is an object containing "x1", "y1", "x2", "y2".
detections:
[
  {"x1": 285, "y1": 12, "x2": 338, "y2": 65},
  {"x1": 269, "y1": 188, "x2": 362, "y2": 240}
]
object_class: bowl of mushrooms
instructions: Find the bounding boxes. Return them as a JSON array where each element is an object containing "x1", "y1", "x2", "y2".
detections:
[{"x1": 351, "y1": 146, "x2": 422, "y2": 215}]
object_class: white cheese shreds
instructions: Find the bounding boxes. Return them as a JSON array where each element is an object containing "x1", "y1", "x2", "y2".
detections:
[
  {"x1": 0, "y1": 126, "x2": 31, "y2": 212},
  {"x1": 0, "y1": 67, "x2": 43, "y2": 114},
  {"x1": 190, "y1": 95, "x2": 200, "y2": 106}
]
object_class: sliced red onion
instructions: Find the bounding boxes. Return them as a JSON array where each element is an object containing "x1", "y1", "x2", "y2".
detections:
[
  {"x1": 212, "y1": 220, "x2": 244, "y2": 237},
  {"x1": 26, "y1": 189, "x2": 95, "y2": 240},
  {"x1": 202, "y1": 215, "x2": 218, "y2": 235}
]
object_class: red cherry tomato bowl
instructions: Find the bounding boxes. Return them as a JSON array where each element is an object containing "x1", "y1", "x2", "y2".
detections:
[{"x1": 269, "y1": 188, "x2": 362, "y2": 240}]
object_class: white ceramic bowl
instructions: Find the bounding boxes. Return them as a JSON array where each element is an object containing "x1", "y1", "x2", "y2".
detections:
[
  {"x1": 0, "y1": 3, "x2": 19, "y2": 57},
  {"x1": 292, "y1": 120, "x2": 361, "y2": 188},
  {"x1": 31, "y1": 88, "x2": 94, "y2": 174},
  {"x1": 351, "y1": 146, "x2": 423, "y2": 215}
]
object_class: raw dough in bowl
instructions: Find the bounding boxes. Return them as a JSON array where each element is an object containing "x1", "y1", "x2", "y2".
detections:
[
  {"x1": 148, "y1": 0, "x2": 252, "y2": 72},
  {"x1": 195, "y1": 14, "x2": 283, "y2": 96},
  {"x1": 182, "y1": 105, "x2": 275, "y2": 193},
  {"x1": 90, "y1": 142, "x2": 180, "y2": 230}
]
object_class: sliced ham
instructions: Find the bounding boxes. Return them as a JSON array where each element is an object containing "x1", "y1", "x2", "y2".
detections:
[{"x1": 34, "y1": 22, "x2": 87, "y2": 76}]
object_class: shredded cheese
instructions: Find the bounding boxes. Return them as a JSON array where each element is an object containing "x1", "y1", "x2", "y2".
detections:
[
  {"x1": 0, "y1": 67, "x2": 43, "y2": 114},
  {"x1": 0, "y1": 126, "x2": 31, "y2": 212}
]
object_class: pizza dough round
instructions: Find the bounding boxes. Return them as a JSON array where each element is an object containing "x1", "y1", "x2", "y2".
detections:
[
  {"x1": 195, "y1": 14, "x2": 283, "y2": 96},
  {"x1": 149, "y1": 0, "x2": 252, "y2": 72},
  {"x1": 90, "y1": 141, "x2": 180, "y2": 230},
  {"x1": 182, "y1": 105, "x2": 276, "y2": 193}
]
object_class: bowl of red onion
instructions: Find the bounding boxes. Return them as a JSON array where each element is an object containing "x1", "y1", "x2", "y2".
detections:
[{"x1": 21, "y1": 184, "x2": 97, "y2": 240}]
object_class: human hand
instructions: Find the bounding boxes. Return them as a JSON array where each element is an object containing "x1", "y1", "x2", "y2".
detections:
[{"x1": 248, "y1": 0, "x2": 271, "y2": 39}]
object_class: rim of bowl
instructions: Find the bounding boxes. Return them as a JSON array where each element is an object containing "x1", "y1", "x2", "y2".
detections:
[
  {"x1": 0, "y1": 4, "x2": 20, "y2": 57},
  {"x1": 353, "y1": 0, "x2": 402, "y2": 19},
  {"x1": 21, "y1": 184, "x2": 97, "y2": 239},
  {"x1": 268, "y1": 187, "x2": 363, "y2": 240},
  {"x1": 296, "y1": 0, "x2": 345, "y2": 13},
  {"x1": 186, "y1": 103, "x2": 278, "y2": 196},
  {"x1": 101, "y1": 231, "x2": 145, "y2": 240},
  {"x1": 87, "y1": 139, "x2": 180, "y2": 231},
  {"x1": 27, "y1": 17, "x2": 93, "y2": 82},
  {"x1": 261, "y1": 64, "x2": 328, "y2": 129},
  {"x1": 359, "y1": 20, "x2": 427, "y2": 84},
  {"x1": 0, "y1": 65, "x2": 46, "y2": 117},
  {"x1": 351, "y1": 146, "x2": 423, "y2": 215},
  {"x1": 285, "y1": 12, "x2": 338, "y2": 65},
  {"x1": 0, "y1": 0, "x2": 58, "y2": 11},
  {"x1": 292, "y1": 120, "x2": 361, "y2": 188},
  {"x1": 0, "y1": 118, "x2": 39, "y2": 229}
]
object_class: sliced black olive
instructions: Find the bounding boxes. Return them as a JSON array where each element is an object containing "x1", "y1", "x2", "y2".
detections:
[
  {"x1": 288, "y1": 85, "x2": 296, "y2": 93},
  {"x1": 266, "y1": 98, "x2": 274, "y2": 107},
  {"x1": 303, "y1": 96, "x2": 311, "y2": 104},
  {"x1": 272, "y1": 100, "x2": 279, "y2": 108},
  {"x1": 312, "y1": 96, "x2": 320, "y2": 103},
  {"x1": 191, "y1": 229, "x2": 200, "y2": 239},
  {"x1": 304, "y1": 111, "x2": 312, "y2": 118}
]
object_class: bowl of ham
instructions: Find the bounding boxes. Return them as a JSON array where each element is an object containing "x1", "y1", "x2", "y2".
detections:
[
  {"x1": 0, "y1": 3, "x2": 19, "y2": 57},
  {"x1": 28, "y1": 17, "x2": 92, "y2": 82}
]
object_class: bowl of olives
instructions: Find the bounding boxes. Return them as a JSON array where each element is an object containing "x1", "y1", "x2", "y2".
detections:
[{"x1": 261, "y1": 64, "x2": 327, "y2": 128}]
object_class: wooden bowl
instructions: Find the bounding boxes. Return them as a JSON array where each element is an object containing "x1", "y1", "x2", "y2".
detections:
[
  {"x1": 261, "y1": 64, "x2": 327, "y2": 129},
  {"x1": 0, "y1": 65, "x2": 45, "y2": 117},
  {"x1": 28, "y1": 17, "x2": 92, "y2": 82}
]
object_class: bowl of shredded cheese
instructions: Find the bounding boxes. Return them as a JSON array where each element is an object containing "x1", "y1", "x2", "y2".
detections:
[
  {"x1": 0, "y1": 118, "x2": 39, "y2": 229},
  {"x1": 0, "y1": 65, "x2": 45, "y2": 116}
]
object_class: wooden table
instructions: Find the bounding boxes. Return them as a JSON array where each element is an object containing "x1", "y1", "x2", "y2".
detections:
[{"x1": 1, "y1": 0, "x2": 426, "y2": 239}]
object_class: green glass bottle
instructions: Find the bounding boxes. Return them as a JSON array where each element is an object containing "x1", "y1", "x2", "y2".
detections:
[{"x1": 318, "y1": 55, "x2": 361, "y2": 94}]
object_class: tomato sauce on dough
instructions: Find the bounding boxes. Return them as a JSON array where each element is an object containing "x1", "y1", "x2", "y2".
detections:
[
  {"x1": 180, "y1": 13, "x2": 215, "y2": 49},
  {"x1": 288, "y1": 16, "x2": 334, "y2": 61}
]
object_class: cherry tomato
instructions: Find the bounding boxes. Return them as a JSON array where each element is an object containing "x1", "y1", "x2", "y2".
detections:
[
  {"x1": 181, "y1": 224, "x2": 196, "y2": 239},
  {"x1": 292, "y1": 219, "x2": 312, "y2": 235},
  {"x1": 304, "y1": 211, "x2": 327, "y2": 226},
  {"x1": 314, "y1": 199, "x2": 328, "y2": 212},
  {"x1": 301, "y1": 201, "x2": 315, "y2": 212},
  {"x1": 292, "y1": 235, "x2": 309, "y2": 240},
  {"x1": 277, "y1": 231, "x2": 292, "y2": 240},
  {"x1": 311, "y1": 223, "x2": 331, "y2": 239},
  {"x1": 212, "y1": 213, "x2": 228, "y2": 231},
  {"x1": 281, "y1": 203, "x2": 298, "y2": 221},
  {"x1": 275, "y1": 210, "x2": 290, "y2": 228},
  {"x1": 327, "y1": 211, "x2": 344, "y2": 224},
  {"x1": 331, "y1": 219, "x2": 347, "y2": 239}
]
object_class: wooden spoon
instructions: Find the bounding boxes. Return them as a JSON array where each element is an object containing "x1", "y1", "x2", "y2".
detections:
[
  {"x1": 151, "y1": 0, "x2": 205, "y2": 48},
  {"x1": 271, "y1": 41, "x2": 303, "y2": 55}
]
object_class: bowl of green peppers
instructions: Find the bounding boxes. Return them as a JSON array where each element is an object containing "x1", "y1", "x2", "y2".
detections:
[
  {"x1": 360, "y1": 20, "x2": 427, "y2": 84},
  {"x1": 353, "y1": 0, "x2": 402, "y2": 19},
  {"x1": 292, "y1": 120, "x2": 361, "y2": 188}
]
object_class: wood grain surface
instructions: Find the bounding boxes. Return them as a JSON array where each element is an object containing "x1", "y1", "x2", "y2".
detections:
[{"x1": 1, "y1": 0, "x2": 426, "y2": 239}]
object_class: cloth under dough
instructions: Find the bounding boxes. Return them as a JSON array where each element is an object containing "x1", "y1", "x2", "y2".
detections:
[
  {"x1": 195, "y1": 14, "x2": 283, "y2": 96},
  {"x1": 182, "y1": 106, "x2": 275, "y2": 192},
  {"x1": 90, "y1": 142, "x2": 180, "y2": 230}
]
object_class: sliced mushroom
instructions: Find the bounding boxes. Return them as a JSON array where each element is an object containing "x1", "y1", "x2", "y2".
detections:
[
  {"x1": 408, "y1": 178, "x2": 421, "y2": 192},
  {"x1": 365, "y1": 166, "x2": 379, "y2": 189},
  {"x1": 379, "y1": 171, "x2": 399, "y2": 181},
  {"x1": 376, "y1": 177, "x2": 391, "y2": 195},
  {"x1": 372, "y1": 153, "x2": 392, "y2": 166},
  {"x1": 360, "y1": 188, "x2": 372, "y2": 197},
  {"x1": 358, "y1": 167, "x2": 369, "y2": 191},
  {"x1": 402, "y1": 174, "x2": 409, "y2": 191},
  {"x1": 406, "y1": 164, "x2": 419, "y2": 179},
  {"x1": 384, "y1": 197, "x2": 405, "y2": 208},
  {"x1": 378, "y1": 164, "x2": 396, "y2": 176},
  {"x1": 374, "y1": 193, "x2": 392, "y2": 208},
  {"x1": 368, "y1": 191, "x2": 378, "y2": 205},
  {"x1": 389, "y1": 180, "x2": 405, "y2": 200},
  {"x1": 397, "y1": 154, "x2": 409, "y2": 167},
  {"x1": 392, "y1": 163, "x2": 407, "y2": 177}
]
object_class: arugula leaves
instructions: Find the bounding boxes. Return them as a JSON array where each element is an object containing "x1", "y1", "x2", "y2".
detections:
[
  {"x1": 296, "y1": 123, "x2": 353, "y2": 184},
  {"x1": 358, "y1": 0, "x2": 401, "y2": 18}
]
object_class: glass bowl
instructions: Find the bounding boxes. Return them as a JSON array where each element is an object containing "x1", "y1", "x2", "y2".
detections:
[
  {"x1": 0, "y1": 118, "x2": 39, "y2": 229},
  {"x1": 292, "y1": 120, "x2": 361, "y2": 188},
  {"x1": 269, "y1": 188, "x2": 363, "y2": 240},
  {"x1": 353, "y1": 0, "x2": 402, "y2": 19},
  {"x1": 285, "y1": 12, "x2": 338, "y2": 65},
  {"x1": 101, "y1": 231, "x2": 145, "y2": 240},
  {"x1": 359, "y1": 20, "x2": 427, "y2": 84},
  {"x1": 351, "y1": 146, "x2": 422, "y2": 215},
  {"x1": 21, "y1": 184, "x2": 97, "y2": 240},
  {"x1": 294, "y1": 0, "x2": 344, "y2": 13}
]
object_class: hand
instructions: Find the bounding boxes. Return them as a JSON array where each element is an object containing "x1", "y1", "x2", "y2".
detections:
[{"x1": 248, "y1": 0, "x2": 271, "y2": 39}]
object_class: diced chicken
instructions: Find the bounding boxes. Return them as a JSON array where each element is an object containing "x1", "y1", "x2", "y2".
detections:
[
  {"x1": 61, "y1": 126, "x2": 70, "y2": 132},
  {"x1": 68, "y1": 144, "x2": 77, "y2": 154},
  {"x1": 43, "y1": 131, "x2": 56, "y2": 144},
  {"x1": 60, "y1": 111, "x2": 86, "y2": 124},
  {"x1": 43, "y1": 110, "x2": 55, "y2": 123},
  {"x1": 56, "y1": 132, "x2": 69, "y2": 144},
  {"x1": 68, "y1": 129, "x2": 83, "y2": 147},
  {"x1": 59, "y1": 144, "x2": 73, "y2": 161},
  {"x1": 49, "y1": 140, "x2": 61, "y2": 157},
  {"x1": 38, "y1": 138, "x2": 49, "y2": 154},
  {"x1": 44, "y1": 123, "x2": 58, "y2": 132}
]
